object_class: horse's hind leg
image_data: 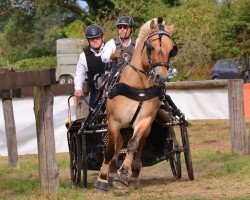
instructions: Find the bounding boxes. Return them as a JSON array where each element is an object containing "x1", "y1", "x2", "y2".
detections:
[{"x1": 94, "y1": 121, "x2": 118, "y2": 191}]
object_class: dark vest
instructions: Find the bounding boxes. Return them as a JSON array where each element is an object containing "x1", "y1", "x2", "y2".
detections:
[
  {"x1": 84, "y1": 46, "x2": 105, "y2": 89},
  {"x1": 112, "y1": 36, "x2": 136, "y2": 66}
]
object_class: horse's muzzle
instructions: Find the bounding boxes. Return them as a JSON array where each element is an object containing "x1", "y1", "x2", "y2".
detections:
[{"x1": 151, "y1": 66, "x2": 168, "y2": 85}]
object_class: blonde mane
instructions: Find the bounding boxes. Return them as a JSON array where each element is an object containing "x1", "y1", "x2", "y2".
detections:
[
  {"x1": 136, "y1": 18, "x2": 175, "y2": 46},
  {"x1": 136, "y1": 18, "x2": 166, "y2": 46}
]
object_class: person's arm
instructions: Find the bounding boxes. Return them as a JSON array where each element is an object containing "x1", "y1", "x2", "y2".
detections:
[
  {"x1": 74, "y1": 52, "x2": 88, "y2": 97},
  {"x1": 101, "y1": 39, "x2": 117, "y2": 63}
]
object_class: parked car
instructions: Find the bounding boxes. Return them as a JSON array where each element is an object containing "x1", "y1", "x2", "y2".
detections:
[{"x1": 210, "y1": 59, "x2": 249, "y2": 83}]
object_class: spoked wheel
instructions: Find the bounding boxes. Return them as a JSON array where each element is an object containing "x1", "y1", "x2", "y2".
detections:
[
  {"x1": 69, "y1": 132, "x2": 82, "y2": 186},
  {"x1": 180, "y1": 124, "x2": 194, "y2": 180},
  {"x1": 167, "y1": 127, "x2": 181, "y2": 179}
]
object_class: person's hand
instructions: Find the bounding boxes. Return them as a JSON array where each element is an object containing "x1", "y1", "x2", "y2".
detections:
[
  {"x1": 110, "y1": 49, "x2": 122, "y2": 60},
  {"x1": 74, "y1": 89, "x2": 83, "y2": 97}
]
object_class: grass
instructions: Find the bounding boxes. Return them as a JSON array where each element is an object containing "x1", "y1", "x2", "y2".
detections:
[{"x1": 0, "y1": 120, "x2": 250, "y2": 199}]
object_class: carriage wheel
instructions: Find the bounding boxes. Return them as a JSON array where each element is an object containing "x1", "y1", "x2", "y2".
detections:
[
  {"x1": 180, "y1": 125, "x2": 194, "y2": 180},
  {"x1": 81, "y1": 135, "x2": 88, "y2": 188},
  {"x1": 167, "y1": 127, "x2": 181, "y2": 179},
  {"x1": 69, "y1": 132, "x2": 82, "y2": 186},
  {"x1": 169, "y1": 149, "x2": 181, "y2": 179}
]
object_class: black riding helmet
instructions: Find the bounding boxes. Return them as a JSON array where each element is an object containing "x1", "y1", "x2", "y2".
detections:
[
  {"x1": 85, "y1": 24, "x2": 104, "y2": 39},
  {"x1": 116, "y1": 16, "x2": 134, "y2": 27}
]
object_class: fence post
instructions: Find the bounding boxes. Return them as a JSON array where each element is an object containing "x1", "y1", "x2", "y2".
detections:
[
  {"x1": 2, "y1": 98, "x2": 19, "y2": 168},
  {"x1": 228, "y1": 79, "x2": 247, "y2": 154},
  {"x1": 74, "y1": 96, "x2": 88, "y2": 187},
  {"x1": 33, "y1": 85, "x2": 59, "y2": 192},
  {"x1": 75, "y1": 96, "x2": 89, "y2": 120}
]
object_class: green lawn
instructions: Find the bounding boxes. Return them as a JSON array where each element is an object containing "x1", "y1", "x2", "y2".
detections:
[{"x1": 0, "y1": 120, "x2": 250, "y2": 200}]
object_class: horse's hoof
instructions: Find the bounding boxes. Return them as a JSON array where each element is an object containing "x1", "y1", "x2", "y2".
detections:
[
  {"x1": 108, "y1": 176, "x2": 114, "y2": 186},
  {"x1": 113, "y1": 174, "x2": 129, "y2": 186},
  {"x1": 108, "y1": 172, "x2": 118, "y2": 186},
  {"x1": 94, "y1": 178, "x2": 109, "y2": 191},
  {"x1": 108, "y1": 177, "x2": 114, "y2": 186},
  {"x1": 112, "y1": 174, "x2": 129, "y2": 189},
  {"x1": 129, "y1": 177, "x2": 140, "y2": 189},
  {"x1": 112, "y1": 180, "x2": 129, "y2": 190}
]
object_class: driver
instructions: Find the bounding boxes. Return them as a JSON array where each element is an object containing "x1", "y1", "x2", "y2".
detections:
[
  {"x1": 101, "y1": 16, "x2": 136, "y2": 69},
  {"x1": 74, "y1": 24, "x2": 105, "y2": 108}
]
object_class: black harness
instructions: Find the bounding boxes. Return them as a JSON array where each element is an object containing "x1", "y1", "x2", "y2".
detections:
[{"x1": 108, "y1": 83, "x2": 162, "y2": 101}]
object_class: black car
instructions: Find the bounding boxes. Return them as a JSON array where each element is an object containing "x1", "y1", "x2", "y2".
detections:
[{"x1": 211, "y1": 59, "x2": 249, "y2": 82}]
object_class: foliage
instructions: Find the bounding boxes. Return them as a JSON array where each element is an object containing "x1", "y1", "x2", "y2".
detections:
[
  {"x1": 0, "y1": 0, "x2": 249, "y2": 80},
  {"x1": 212, "y1": 0, "x2": 250, "y2": 60},
  {"x1": 4, "y1": 45, "x2": 29, "y2": 63},
  {"x1": 161, "y1": 0, "x2": 216, "y2": 80},
  {"x1": 0, "y1": 57, "x2": 8, "y2": 67},
  {"x1": 64, "y1": 19, "x2": 85, "y2": 38},
  {"x1": 4, "y1": 10, "x2": 35, "y2": 48},
  {"x1": 14, "y1": 56, "x2": 56, "y2": 70},
  {"x1": 171, "y1": 39, "x2": 212, "y2": 80}
]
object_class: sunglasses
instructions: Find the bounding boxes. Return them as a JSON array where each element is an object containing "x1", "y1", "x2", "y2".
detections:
[{"x1": 117, "y1": 25, "x2": 129, "y2": 30}]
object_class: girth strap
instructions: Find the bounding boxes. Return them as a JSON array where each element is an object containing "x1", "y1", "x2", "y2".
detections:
[{"x1": 130, "y1": 101, "x2": 143, "y2": 126}]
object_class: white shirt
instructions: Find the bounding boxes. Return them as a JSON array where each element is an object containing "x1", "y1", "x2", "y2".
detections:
[
  {"x1": 101, "y1": 37, "x2": 132, "y2": 63},
  {"x1": 74, "y1": 43, "x2": 105, "y2": 91}
]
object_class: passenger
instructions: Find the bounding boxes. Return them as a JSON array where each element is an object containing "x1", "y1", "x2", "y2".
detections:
[
  {"x1": 74, "y1": 24, "x2": 105, "y2": 108},
  {"x1": 101, "y1": 16, "x2": 136, "y2": 69}
]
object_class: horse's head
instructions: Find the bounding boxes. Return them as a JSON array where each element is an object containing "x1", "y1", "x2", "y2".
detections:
[{"x1": 140, "y1": 18, "x2": 177, "y2": 85}]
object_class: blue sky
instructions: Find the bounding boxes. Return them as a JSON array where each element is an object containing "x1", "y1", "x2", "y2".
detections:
[{"x1": 76, "y1": 0, "x2": 89, "y2": 13}]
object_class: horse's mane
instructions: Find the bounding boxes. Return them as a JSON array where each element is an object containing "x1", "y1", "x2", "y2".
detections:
[{"x1": 136, "y1": 17, "x2": 166, "y2": 46}]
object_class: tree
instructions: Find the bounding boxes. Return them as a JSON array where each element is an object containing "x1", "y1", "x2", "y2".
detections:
[
  {"x1": 212, "y1": 0, "x2": 249, "y2": 59},
  {"x1": 171, "y1": 39, "x2": 212, "y2": 80},
  {"x1": 165, "y1": 0, "x2": 216, "y2": 80}
]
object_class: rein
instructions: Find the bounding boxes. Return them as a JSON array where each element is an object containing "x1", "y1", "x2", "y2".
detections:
[{"x1": 128, "y1": 63, "x2": 147, "y2": 75}]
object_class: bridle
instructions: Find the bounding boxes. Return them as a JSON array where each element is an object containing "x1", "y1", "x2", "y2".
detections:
[
  {"x1": 129, "y1": 29, "x2": 177, "y2": 80},
  {"x1": 144, "y1": 30, "x2": 172, "y2": 72}
]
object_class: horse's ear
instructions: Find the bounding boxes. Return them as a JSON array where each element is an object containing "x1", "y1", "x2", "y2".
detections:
[
  {"x1": 166, "y1": 24, "x2": 175, "y2": 35},
  {"x1": 150, "y1": 20, "x2": 156, "y2": 30}
]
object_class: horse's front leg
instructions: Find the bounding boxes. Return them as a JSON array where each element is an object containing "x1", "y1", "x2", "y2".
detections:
[
  {"x1": 130, "y1": 136, "x2": 147, "y2": 188},
  {"x1": 94, "y1": 121, "x2": 118, "y2": 191},
  {"x1": 108, "y1": 132, "x2": 123, "y2": 185},
  {"x1": 113, "y1": 122, "x2": 151, "y2": 189}
]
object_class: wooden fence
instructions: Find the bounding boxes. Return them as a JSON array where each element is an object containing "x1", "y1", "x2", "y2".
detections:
[
  {"x1": 0, "y1": 68, "x2": 249, "y2": 192},
  {"x1": 0, "y1": 68, "x2": 59, "y2": 192},
  {"x1": 166, "y1": 79, "x2": 249, "y2": 154}
]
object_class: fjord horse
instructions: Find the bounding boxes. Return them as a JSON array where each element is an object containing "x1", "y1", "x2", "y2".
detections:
[{"x1": 95, "y1": 18, "x2": 176, "y2": 190}]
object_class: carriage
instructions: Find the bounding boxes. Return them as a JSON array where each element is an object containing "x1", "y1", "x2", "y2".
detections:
[
  {"x1": 66, "y1": 17, "x2": 194, "y2": 190},
  {"x1": 66, "y1": 90, "x2": 194, "y2": 187}
]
